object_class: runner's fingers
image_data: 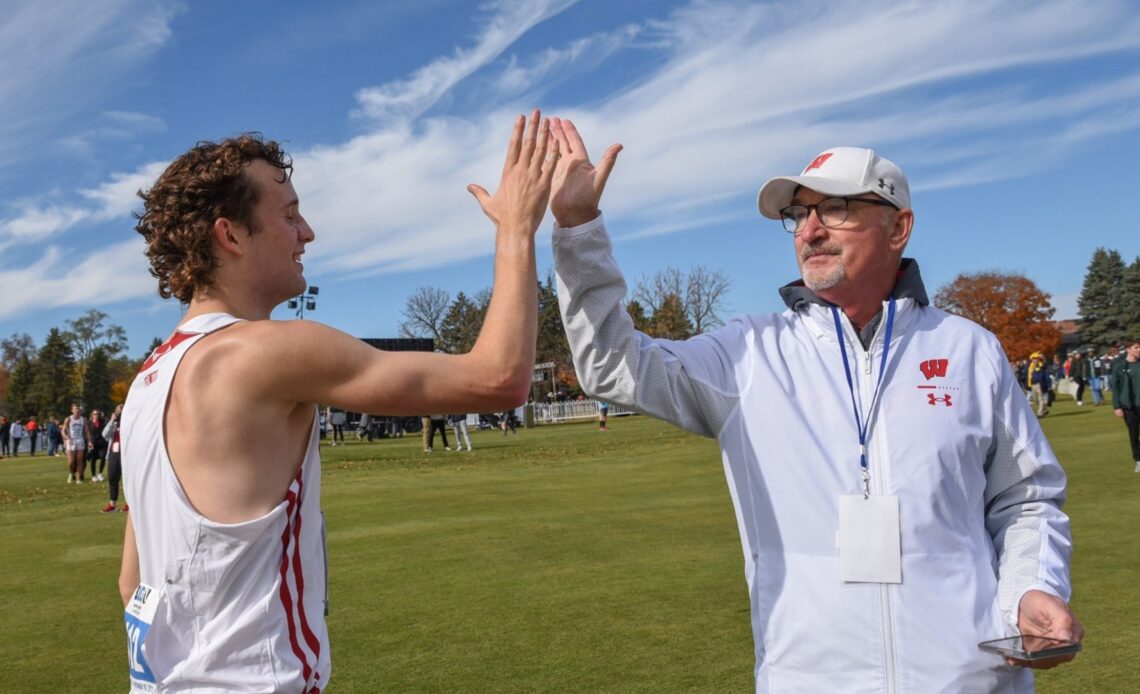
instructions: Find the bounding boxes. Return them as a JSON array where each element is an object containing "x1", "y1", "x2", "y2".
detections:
[
  {"x1": 539, "y1": 138, "x2": 560, "y2": 181},
  {"x1": 531, "y1": 117, "x2": 552, "y2": 172},
  {"x1": 502, "y1": 114, "x2": 525, "y2": 174},
  {"x1": 520, "y1": 109, "x2": 540, "y2": 163}
]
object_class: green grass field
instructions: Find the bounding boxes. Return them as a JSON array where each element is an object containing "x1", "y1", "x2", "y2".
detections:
[{"x1": 1, "y1": 399, "x2": 1136, "y2": 692}]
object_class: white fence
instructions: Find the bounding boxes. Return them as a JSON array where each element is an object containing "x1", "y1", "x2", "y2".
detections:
[{"x1": 530, "y1": 400, "x2": 636, "y2": 425}]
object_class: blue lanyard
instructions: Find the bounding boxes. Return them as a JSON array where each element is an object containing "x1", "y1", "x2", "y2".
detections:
[{"x1": 831, "y1": 296, "x2": 896, "y2": 498}]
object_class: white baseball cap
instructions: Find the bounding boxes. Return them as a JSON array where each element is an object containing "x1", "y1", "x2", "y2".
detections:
[{"x1": 757, "y1": 146, "x2": 910, "y2": 219}]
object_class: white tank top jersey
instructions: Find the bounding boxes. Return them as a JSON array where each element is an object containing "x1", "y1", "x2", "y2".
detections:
[{"x1": 121, "y1": 313, "x2": 330, "y2": 693}]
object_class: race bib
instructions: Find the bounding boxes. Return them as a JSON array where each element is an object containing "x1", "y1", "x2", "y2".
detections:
[{"x1": 124, "y1": 583, "x2": 162, "y2": 691}]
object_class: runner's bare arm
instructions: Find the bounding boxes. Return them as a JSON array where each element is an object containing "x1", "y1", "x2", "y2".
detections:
[
  {"x1": 206, "y1": 111, "x2": 558, "y2": 415},
  {"x1": 120, "y1": 515, "x2": 140, "y2": 607}
]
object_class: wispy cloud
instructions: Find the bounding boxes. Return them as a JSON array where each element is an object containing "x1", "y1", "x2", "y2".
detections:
[
  {"x1": 0, "y1": 0, "x2": 180, "y2": 171},
  {"x1": 491, "y1": 24, "x2": 640, "y2": 97},
  {"x1": 58, "y1": 111, "x2": 168, "y2": 155},
  {"x1": 0, "y1": 161, "x2": 164, "y2": 242},
  {"x1": 353, "y1": 0, "x2": 579, "y2": 123},
  {"x1": 0, "y1": 238, "x2": 152, "y2": 319}
]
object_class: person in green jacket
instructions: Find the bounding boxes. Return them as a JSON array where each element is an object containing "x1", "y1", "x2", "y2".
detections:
[{"x1": 1110, "y1": 338, "x2": 1140, "y2": 472}]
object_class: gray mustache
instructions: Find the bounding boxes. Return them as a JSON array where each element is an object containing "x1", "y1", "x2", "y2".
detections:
[{"x1": 800, "y1": 244, "x2": 841, "y2": 261}]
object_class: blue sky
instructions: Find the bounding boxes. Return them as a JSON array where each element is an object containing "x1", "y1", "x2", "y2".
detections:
[{"x1": 2, "y1": 0, "x2": 1139, "y2": 357}]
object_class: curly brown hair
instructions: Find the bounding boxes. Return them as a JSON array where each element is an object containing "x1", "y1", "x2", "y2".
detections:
[{"x1": 135, "y1": 133, "x2": 293, "y2": 303}]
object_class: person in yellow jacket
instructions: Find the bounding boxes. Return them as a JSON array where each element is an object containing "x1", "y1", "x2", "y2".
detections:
[{"x1": 1027, "y1": 352, "x2": 1051, "y2": 416}]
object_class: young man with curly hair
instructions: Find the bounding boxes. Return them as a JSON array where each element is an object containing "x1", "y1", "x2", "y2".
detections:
[{"x1": 119, "y1": 111, "x2": 558, "y2": 692}]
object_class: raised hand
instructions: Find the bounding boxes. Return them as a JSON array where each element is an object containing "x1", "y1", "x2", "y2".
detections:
[
  {"x1": 468, "y1": 109, "x2": 559, "y2": 234},
  {"x1": 549, "y1": 117, "x2": 622, "y2": 228}
]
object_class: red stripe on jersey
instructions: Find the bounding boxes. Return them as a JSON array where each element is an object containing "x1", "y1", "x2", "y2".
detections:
[
  {"x1": 278, "y1": 484, "x2": 314, "y2": 684},
  {"x1": 290, "y1": 473, "x2": 324, "y2": 683}
]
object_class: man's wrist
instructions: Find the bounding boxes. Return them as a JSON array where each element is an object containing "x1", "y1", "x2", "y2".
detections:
[{"x1": 554, "y1": 208, "x2": 600, "y2": 229}]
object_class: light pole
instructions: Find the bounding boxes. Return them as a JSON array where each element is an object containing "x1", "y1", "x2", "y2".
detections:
[{"x1": 288, "y1": 286, "x2": 320, "y2": 319}]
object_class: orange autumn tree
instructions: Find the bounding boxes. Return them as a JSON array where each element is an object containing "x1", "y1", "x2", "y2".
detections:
[{"x1": 933, "y1": 271, "x2": 1061, "y2": 361}]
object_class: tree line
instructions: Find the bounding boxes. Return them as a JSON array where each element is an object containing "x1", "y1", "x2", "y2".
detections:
[
  {"x1": 932, "y1": 247, "x2": 1139, "y2": 361},
  {"x1": 0, "y1": 310, "x2": 157, "y2": 420},
  {"x1": 5, "y1": 248, "x2": 1130, "y2": 415},
  {"x1": 398, "y1": 267, "x2": 731, "y2": 392}
]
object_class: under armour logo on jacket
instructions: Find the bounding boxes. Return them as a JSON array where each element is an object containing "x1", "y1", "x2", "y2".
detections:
[
  {"x1": 802, "y1": 152, "x2": 833, "y2": 173},
  {"x1": 920, "y1": 358, "x2": 949, "y2": 380},
  {"x1": 927, "y1": 393, "x2": 953, "y2": 407}
]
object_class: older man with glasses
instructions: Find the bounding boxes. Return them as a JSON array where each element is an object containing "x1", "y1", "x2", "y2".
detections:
[{"x1": 548, "y1": 127, "x2": 1082, "y2": 692}]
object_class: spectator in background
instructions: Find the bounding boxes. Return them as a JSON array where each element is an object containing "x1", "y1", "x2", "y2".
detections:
[
  {"x1": 9, "y1": 419, "x2": 25, "y2": 456},
  {"x1": 88, "y1": 410, "x2": 108, "y2": 482},
  {"x1": 598, "y1": 401, "x2": 609, "y2": 431},
  {"x1": 426, "y1": 414, "x2": 452, "y2": 451},
  {"x1": 1048, "y1": 355, "x2": 1065, "y2": 407},
  {"x1": 449, "y1": 414, "x2": 473, "y2": 451},
  {"x1": 25, "y1": 416, "x2": 39, "y2": 456},
  {"x1": 499, "y1": 408, "x2": 518, "y2": 435},
  {"x1": 1110, "y1": 338, "x2": 1140, "y2": 473},
  {"x1": 1087, "y1": 348, "x2": 1105, "y2": 405},
  {"x1": 330, "y1": 408, "x2": 346, "y2": 446},
  {"x1": 64, "y1": 403, "x2": 91, "y2": 482},
  {"x1": 0, "y1": 415, "x2": 9, "y2": 456},
  {"x1": 1070, "y1": 352, "x2": 1087, "y2": 406},
  {"x1": 358, "y1": 413, "x2": 373, "y2": 442},
  {"x1": 46, "y1": 417, "x2": 63, "y2": 456},
  {"x1": 1028, "y1": 352, "x2": 1051, "y2": 416},
  {"x1": 101, "y1": 405, "x2": 128, "y2": 512}
]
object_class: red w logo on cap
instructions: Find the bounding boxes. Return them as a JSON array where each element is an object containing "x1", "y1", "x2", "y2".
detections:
[{"x1": 802, "y1": 152, "x2": 833, "y2": 174}]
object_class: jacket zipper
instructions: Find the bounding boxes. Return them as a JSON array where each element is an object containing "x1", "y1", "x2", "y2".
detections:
[{"x1": 839, "y1": 308, "x2": 898, "y2": 694}]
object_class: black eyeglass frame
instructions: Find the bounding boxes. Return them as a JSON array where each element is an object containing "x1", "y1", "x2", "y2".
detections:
[{"x1": 779, "y1": 196, "x2": 898, "y2": 234}]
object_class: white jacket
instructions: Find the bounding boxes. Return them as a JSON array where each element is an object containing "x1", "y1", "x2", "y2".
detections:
[{"x1": 553, "y1": 216, "x2": 1071, "y2": 693}]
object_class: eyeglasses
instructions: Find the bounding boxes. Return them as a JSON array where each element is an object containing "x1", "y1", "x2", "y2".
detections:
[{"x1": 779, "y1": 196, "x2": 897, "y2": 234}]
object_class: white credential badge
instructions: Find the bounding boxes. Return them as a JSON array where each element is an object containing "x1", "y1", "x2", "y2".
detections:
[
  {"x1": 125, "y1": 583, "x2": 162, "y2": 691},
  {"x1": 838, "y1": 494, "x2": 902, "y2": 583}
]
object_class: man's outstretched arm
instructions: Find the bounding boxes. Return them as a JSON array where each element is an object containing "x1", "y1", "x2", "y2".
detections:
[{"x1": 548, "y1": 118, "x2": 742, "y2": 438}]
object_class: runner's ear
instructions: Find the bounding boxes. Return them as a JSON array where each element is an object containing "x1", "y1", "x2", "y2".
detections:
[{"x1": 213, "y1": 217, "x2": 246, "y2": 256}]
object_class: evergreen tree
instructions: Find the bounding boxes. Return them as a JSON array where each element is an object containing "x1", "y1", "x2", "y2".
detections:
[
  {"x1": 536, "y1": 274, "x2": 573, "y2": 389},
  {"x1": 7, "y1": 355, "x2": 36, "y2": 419},
  {"x1": 1077, "y1": 248, "x2": 1127, "y2": 351},
  {"x1": 30, "y1": 328, "x2": 77, "y2": 419},
  {"x1": 82, "y1": 346, "x2": 115, "y2": 415},
  {"x1": 651, "y1": 292, "x2": 694, "y2": 340},
  {"x1": 438, "y1": 292, "x2": 482, "y2": 354},
  {"x1": 1121, "y1": 257, "x2": 1140, "y2": 340},
  {"x1": 626, "y1": 300, "x2": 651, "y2": 333}
]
